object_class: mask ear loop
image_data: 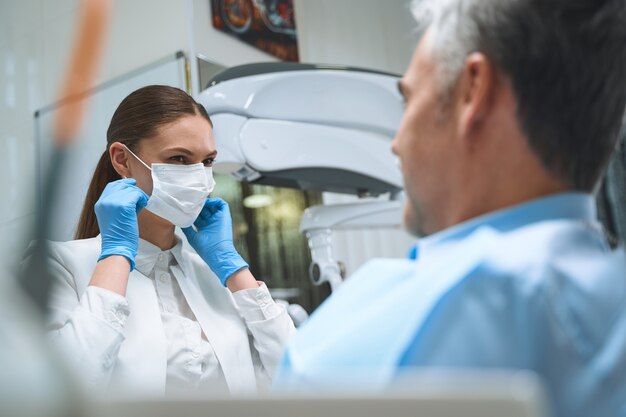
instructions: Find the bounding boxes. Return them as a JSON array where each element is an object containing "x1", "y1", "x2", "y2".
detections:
[
  {"x1": 122, "y1": 144, "x2": 152, "y2": 179},
  {"x1": 204, "y1": 166, "x2": 216, "y2": 197}
]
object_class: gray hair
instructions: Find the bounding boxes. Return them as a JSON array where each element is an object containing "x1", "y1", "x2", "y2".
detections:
[{"x1": 411, "y1": 0, "x2": 626, "y2": 191}]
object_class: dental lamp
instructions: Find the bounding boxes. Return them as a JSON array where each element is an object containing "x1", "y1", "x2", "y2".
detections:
[{"x1": 197, "y1": 62, "x2": 405, "y2": 290}]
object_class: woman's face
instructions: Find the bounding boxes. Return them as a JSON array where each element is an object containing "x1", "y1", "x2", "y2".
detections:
[{"x1": 127, "y1": 113, "x2": 216, "y2": 197}]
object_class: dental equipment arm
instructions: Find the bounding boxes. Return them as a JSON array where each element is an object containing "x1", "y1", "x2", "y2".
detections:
[
  {"x1": 197, "y1": 62, "x2": 404, "y2": 290},
  {"x1": 300, "y1": 198, "x2": 404, "y2": 291}
]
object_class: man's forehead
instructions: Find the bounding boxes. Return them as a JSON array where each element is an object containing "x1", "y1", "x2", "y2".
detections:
[
  {"x1": 416, "y1": 28, "x2": 435, "y2": 61},
  {"x1": 404, "y1": 30, "x2": 436, "y2": 84}
]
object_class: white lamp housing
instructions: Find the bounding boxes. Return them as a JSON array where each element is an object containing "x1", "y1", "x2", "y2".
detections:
[{"x1": 197, "y1": 62, "x2": 404, "y2": 197}]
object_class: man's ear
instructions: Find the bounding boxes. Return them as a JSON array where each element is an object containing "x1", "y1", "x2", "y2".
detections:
[
  {"x1": 109, "y1": 142, "x2": 132, "y2": 178},
  {"x1": 456, "y1": 52, "x2": 496, "y2": 141}
]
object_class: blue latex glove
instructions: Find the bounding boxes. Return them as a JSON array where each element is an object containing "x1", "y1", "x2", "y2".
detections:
[
  {"x1": 182, "y1": 198, "x2": 249, "y2": 286},
  {"x1": 95, "y1": 178, "x2": 149, "y2": 271}
]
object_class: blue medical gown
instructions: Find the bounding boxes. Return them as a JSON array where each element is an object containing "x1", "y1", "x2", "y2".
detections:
[{"x1": 274, "y1": 193, "x2": 626, "y2": 417}]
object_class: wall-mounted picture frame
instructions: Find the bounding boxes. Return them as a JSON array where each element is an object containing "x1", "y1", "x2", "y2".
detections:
[{"x1": 211, "y1": 0, "x2": 299, "y2": 61}]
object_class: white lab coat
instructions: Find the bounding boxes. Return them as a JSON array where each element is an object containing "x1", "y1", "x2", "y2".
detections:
[{"x1": 42, "y1": 235, "x2": 295, "y2": 396}]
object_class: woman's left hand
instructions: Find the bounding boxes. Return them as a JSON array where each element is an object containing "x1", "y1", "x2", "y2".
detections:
[{"x1": 182, "y1": 198, "x2": 249, "y2": 286}]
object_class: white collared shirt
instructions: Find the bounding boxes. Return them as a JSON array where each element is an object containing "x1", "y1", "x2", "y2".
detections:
[{"x1": 82, "y1": 237, "x2": 279, "y2": 393}]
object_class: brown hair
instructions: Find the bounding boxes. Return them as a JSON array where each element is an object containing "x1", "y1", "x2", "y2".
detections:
[{"x1": 75, "y1": 85, "x2": 212, "y2": 239}]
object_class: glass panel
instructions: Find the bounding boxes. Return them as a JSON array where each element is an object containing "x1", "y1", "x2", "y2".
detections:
[{"x1": 213, "y1": 173, "x2": 331, "y2": 313}]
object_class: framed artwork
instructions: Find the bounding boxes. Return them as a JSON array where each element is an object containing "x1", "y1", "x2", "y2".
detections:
[{"x1": 211, "y1": 0, "x2": 299, "y2": 61}]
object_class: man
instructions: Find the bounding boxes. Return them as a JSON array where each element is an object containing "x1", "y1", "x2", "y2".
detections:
[{"x1": 274, "y1": 1, "x2": 626, "y2": 416}]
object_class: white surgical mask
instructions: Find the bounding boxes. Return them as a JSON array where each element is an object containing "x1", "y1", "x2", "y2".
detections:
[{"x1": 124, "y1": 145, "x2": 216, "y2": 227}]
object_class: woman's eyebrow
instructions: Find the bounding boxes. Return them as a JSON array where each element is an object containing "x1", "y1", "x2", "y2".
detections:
[
  {"x1": 164, "y1": 147, "x2": 217, "y2": 157},
  {"x1": 164, "y1": 147, "x2": 193, "y2": 155}
]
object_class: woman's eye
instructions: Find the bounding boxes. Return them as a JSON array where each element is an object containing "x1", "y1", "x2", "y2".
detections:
[
  {"x1": 203, "y1": 158, "x2": 215, "y2": 167},
  {"x1": 169, "y1": 155, "x2": 186, "y2": 164}
]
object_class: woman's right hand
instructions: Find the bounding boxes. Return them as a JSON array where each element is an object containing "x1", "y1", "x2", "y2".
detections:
[{"x1": 95, "y1": 178, "x2": 149, "y2": 271}]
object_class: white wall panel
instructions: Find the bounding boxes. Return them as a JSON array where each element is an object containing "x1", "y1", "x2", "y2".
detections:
[
  {"x1": 103, "y1": 0, "x2": 189, "y2": 81},
  {"x1": 294, "y1": 0, "x2": 419, "y2": 74},
  {"x1": 43, "y1": 0, "x2": 79, "y2": 23},
  {"x1": 0, "y1": 1, "x2": 12, "y2": 49},
  {"x1": 6, "y1": 0, "x2": 42, "y2": 42},
  {"x1": 41, "y1": 13, "x2": 78, "y2": 112}
]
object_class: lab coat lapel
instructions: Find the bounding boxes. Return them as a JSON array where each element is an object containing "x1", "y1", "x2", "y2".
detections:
[
  {"x1": 111, "y1": 270, "x2": 167, "y2": 394},
  {"x1": 171, "y1": 259, "x2": 257, "y2": 395}
]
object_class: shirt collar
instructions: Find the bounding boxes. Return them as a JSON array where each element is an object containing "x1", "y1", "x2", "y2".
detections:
[
  {"x1": 135, "y1": 236, "x2": 185, "y2": 277},
  {"x1": 412, "y1": 192, "x2": 596, "y2": 260}
]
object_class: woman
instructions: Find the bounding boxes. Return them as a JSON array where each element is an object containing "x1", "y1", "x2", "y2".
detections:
[{"x1": 44, "y1": 85, "x2": 295, "y2": 396}]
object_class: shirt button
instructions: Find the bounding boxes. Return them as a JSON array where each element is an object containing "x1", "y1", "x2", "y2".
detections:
[
  {"x1": 160, "y1": 274, "x2": 169, "y2": 283},
  {"x1": 192, "y1": 350, "x2": 200, "y2": 359},
  {"x1": 158, "y1": 254, "x2": 164, "y2": 261}
]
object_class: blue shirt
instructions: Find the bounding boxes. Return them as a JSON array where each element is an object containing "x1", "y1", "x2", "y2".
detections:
[{"x1": 274, "y1": 193, "x2": 626, "y2": 417}]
